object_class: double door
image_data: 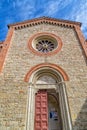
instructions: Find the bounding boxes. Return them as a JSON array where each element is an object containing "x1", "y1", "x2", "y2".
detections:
[{"x1": 34, "y1": 90, "x2": 61, "y2": 130}]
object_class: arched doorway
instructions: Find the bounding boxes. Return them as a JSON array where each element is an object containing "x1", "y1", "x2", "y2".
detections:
[{"x1": 26, "y1": 65, "x2": 72, "y2": 130}]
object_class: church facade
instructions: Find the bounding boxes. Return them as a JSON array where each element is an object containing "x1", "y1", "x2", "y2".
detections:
[{"x1": 0, "y1": 17, "x2": 87, "y2": 130}]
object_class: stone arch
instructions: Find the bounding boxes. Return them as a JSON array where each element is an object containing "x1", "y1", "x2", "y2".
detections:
[
  {"x1": 25, "y1": 63, "x2": 72, "y2": 130},
  {"x1": 24, "y1": 63, "x2": 69, "y2": 82}
]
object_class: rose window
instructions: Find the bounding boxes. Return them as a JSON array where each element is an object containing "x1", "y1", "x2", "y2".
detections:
[
  {"x1": 32, "y1": 36, "x2": 58, "y2": 53},
  {"x1": 36, "y1": 39, "x2": 55, "y2": 52}
]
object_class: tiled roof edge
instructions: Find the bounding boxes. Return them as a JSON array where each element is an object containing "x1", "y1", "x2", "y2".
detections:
[{"x1": 8, "y1": 17, "x2": 81, "y2": 29}]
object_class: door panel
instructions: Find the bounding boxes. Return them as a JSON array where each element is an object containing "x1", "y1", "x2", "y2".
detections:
[
  {"x1": 35, "y1": 90, "x2": 62, "y2": 130},
  {"x1": 35, "y1": 90, "x2": 48, "y2": 130}
]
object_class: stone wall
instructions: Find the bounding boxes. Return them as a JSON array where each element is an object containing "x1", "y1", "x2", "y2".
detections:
[{"x1": 0, "y1": 23, "x2": 87, "y2": 130}]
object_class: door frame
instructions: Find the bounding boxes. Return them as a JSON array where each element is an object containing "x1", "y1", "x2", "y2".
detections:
[{"x1": 25, "y1": 65, "x2": 72, "y2": 130}]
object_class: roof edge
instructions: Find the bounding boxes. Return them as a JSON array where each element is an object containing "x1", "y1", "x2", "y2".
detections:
[
  {"x1": 8, "y1": 16, "x2": 81, "y2": 28},
  {"x1": 0, "y1": 41, "x2": 4, "y2": 44}
]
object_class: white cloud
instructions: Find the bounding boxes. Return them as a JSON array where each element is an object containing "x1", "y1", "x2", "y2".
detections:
[
  {"x1": 43, "y1": 1, "x2": 59, "y2": 16},
  {"x1": 75, "y1": 8, "x2": 87, "y2": 38},
  {"x1": 43, "y1": 0, "x2": 72, "y2": 16},
  {"x1": 0, "y1": 0, "x2": 87, "y2": 40},
  {"x1": 11, "y1": 0, "x2": 36, "y2": 20},
  {"x1": 64, "y1": 0, "x2": 87, "y2": 38}
]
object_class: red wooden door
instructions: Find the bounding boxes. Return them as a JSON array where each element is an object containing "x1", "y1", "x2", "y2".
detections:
[{"x1": 35, "y1": 90, "x2": 48, "y2": 130}]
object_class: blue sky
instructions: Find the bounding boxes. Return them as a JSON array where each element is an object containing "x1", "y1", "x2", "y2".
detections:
[{"x1": 0, "y1": 0, "x2": 87, "y2": 41}]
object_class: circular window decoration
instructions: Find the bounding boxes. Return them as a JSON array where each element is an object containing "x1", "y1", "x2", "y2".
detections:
[
  {"x1": 28, "y1": 32, "x2": 62, "y2": 56},
  {"x1": 33, "y1": 36, "x2": 57, "y2": 53}
]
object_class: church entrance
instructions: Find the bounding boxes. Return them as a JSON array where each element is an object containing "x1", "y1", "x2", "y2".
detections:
[
  {"x1": 26, "y1": 65, "x2": 72, "y2": 130},
  {"x1": 34, "y1": 89, "x2": 62, "y2": 130}
]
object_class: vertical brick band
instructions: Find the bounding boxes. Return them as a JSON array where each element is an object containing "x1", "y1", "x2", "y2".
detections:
[
  {"x1": 0, "y1": 27, "x2": 14, "y2": 73},
  {"x1": 74, "y1": 25, "x2": 87, "y2": 57}
]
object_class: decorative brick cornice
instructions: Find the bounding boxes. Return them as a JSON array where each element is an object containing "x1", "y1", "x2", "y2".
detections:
[
  {"x1": 0, "y1": 41, "x2": 4, "y2": 44},
  {"x1": 8, "y1": 17, "x2": 81, "y2": 30},
  {"x1": 84, "y1": 40, "x2": 87, "y2": 56},
  {"x1": 0, "y1": 41, "x2": 4, "y2": 52},
  {"x1": 24, "y1": 63, "x2": 69, "y2": 82},
  {"x1": 0, "y1": 27, "x2": 14, "y2": 73},
  {"x1": 74, "y1": 25, "x2": 87, "y2": 58}
]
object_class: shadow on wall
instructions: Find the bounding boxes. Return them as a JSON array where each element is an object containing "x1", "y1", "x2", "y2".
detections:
[{"x1": 74, "y1": 98, "x2": 87, "y2": 130}]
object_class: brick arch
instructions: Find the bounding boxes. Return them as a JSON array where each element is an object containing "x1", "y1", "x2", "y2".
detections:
[{"x1": 24, "y1": 63, "x2": 69, "y2": 82}]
